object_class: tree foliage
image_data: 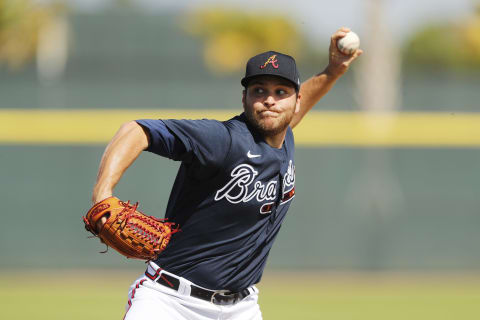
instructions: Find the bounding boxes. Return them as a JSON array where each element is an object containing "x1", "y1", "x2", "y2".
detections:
[
  {"x1": 182, "y1": 7, "x2": 306, "y2": 74},
  {"x1": 0, "y1": 0, "x2": 64, "y2": 70},
  {"x1": 403, "y1": 6, "x2": 480, "y2": 70}
]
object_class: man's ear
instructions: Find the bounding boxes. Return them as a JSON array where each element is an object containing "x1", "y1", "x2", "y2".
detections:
[
  {"x1": 295, "y1": 93, "x2": 301, "y2": 114},
  {"x1": 242, "y1": 89, "x2": 246, "y2": 104}
]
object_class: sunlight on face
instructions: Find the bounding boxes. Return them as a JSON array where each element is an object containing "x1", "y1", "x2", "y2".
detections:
[{"x1": 243, "y1": 76, "x2": 299, "y2": 137}]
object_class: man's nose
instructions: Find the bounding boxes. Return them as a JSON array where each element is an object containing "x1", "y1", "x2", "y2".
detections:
[{"x1": 263, "y1": 95, "x2": 275, "y2": 107}]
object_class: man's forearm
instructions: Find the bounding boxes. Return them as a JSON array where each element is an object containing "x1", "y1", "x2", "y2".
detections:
[
  {"x1": 290, "y1": 27, "x2": 363, "y2": 129},
  {"x1": 291, "y1": 69, "x2": 341, "y2": 128},
  {"x1": 92, "y1": 121, "x2": 149, "y2": 203}
]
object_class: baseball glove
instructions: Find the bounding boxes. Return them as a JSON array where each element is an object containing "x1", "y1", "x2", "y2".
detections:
[{"x1": 83, "y1": 197, "x2": 179, "y2": 260}]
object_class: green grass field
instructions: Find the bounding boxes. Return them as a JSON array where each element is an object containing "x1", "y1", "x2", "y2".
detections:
[{"x1": 1, "y1": 270, "x2": 479, "y2": 319}]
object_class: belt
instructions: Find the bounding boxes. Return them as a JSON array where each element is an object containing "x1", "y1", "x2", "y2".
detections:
[{"x1": 145, "y1": 269, "x2": 251, "y2": 305}]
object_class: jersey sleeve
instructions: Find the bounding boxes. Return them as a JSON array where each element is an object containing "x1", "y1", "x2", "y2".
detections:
[
  {"x1": 135, "y1": 119, "x2": 187, "y2": 160},
  {"x1": 161, "y1": 118, "x2": 231, "y2": 168}
]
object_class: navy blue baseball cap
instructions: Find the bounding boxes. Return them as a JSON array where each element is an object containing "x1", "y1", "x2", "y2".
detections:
[{"x1": 241, "y1": 51, "x2": 301, "y2": 91}]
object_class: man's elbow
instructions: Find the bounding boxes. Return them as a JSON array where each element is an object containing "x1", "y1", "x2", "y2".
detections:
[{"x1": 118, "y1": 121, "x2": 150, "y2": 150}]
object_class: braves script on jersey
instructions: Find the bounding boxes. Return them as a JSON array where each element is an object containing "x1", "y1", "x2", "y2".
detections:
[{"x1": 137, "y1": 113, "x2": 295, "y2": 292}]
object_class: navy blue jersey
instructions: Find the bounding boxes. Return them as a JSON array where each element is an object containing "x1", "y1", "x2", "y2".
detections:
[{"x1": 136, "y1": 113, "x2": 296, "y2": 292}]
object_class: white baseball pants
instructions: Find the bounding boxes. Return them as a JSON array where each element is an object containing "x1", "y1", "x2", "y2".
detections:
[{"x1": 123, "y1": 265, "x2": 263, "y2": 320}]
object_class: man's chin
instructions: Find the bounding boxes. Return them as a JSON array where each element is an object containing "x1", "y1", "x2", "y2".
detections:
[
  {"x1": 255, "y1": 120, "x2": 289, "y2": 137},
  {"x1": 244, "y1": 110, "x2": 292, "y2": 137}
]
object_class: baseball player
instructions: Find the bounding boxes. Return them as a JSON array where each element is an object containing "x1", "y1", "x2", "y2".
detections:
[{"x1": 91, "y1": 27, "x2": 361, "y2": 320}]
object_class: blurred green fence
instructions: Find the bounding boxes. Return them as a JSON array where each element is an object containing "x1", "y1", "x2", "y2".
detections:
[{"x1": 0, "y1": 146, "x2": 479, "y2": 270}]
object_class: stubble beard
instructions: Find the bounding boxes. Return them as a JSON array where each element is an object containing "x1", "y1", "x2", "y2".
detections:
[{"x1": 243, "y1": 102, "x2": 296, "y2": 137}]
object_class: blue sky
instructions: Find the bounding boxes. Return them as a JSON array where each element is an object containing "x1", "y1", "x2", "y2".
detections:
[{"x1": 59, "y1": 0, "x2": 476, "y2": 44}]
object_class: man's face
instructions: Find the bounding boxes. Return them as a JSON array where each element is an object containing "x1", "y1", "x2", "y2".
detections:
[{"x1": 242, "y1": 75, "x2": 300, "y2": 137}]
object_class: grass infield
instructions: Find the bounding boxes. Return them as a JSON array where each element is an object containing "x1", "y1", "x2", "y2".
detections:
[{"x1": 1, "y1": 270, "x2": 479, "y2": 319}]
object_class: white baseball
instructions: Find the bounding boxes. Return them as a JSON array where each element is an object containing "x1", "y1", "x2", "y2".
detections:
[{"x1": 337, "y1": 31, "x2": 360, "y2": 55}]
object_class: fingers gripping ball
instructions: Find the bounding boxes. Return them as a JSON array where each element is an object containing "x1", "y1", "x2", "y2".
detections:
[
  {"x1": 337, "y1": 31, "x2": 360, "y2": 55},
  {"x1": 83, "y1": 197, "x2": 180, "y2": 260}
]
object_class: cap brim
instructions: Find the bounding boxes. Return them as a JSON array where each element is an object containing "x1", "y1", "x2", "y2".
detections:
[{"x1": 241, "y1": 74, "x2": 299, "y2": 90}]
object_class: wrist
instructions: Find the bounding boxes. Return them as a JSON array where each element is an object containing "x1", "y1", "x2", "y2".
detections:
[
  {"x1": 323, "y1": 64, "x2": 344, "y2": 80},
  {"x1": 92, "y1": 185, "x2": 113, "y2": 204}
]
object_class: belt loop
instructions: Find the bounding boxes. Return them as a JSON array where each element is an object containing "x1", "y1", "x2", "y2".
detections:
[
  {"x1": 145, "y1": 262, "x2": 162, "y2": 280},
  {"x1": 182, "y1": 281, "x2": 191, "y2": 296},
  {"x1": 177, "y1": 279, "x2": 189, "y2": 296},
  {"x1": 210, "y1": 292, "x2": 218, "y2": 304}
]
